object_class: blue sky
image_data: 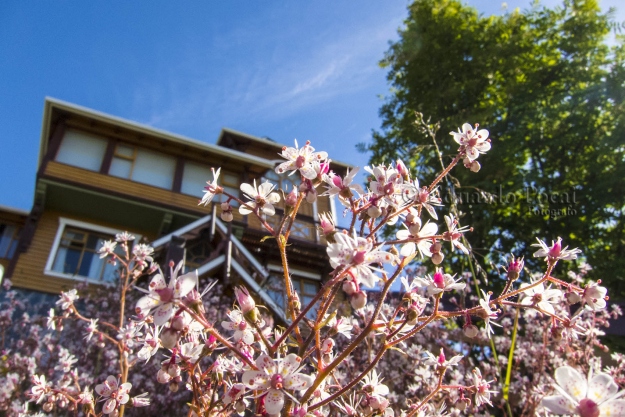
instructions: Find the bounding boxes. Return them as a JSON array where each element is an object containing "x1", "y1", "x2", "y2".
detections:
[{"x1": 1, "y1": 0, "x2": 623, "y2": 212}]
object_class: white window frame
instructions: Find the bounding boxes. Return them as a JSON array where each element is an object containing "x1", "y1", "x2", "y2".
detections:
[{"x1": 44, "y1": 217, "x2": 141, "y2": 284}]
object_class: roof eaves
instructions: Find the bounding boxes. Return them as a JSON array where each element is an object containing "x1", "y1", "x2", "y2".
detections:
[
  {"x1": 217, "y1": 127, "x2": 353, "y2": 170},
  {"x1": 39, "y1": 98, "x2": 275, "y2": 170}
]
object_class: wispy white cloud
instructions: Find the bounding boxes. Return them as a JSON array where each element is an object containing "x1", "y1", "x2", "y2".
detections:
[{"x1": 131, "y1": 6, "x2": 406, "y2": 136}]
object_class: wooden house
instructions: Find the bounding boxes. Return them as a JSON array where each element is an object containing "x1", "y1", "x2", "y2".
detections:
[{"x1": 1, "y1": 98, "x2": 347, "y2": 320}]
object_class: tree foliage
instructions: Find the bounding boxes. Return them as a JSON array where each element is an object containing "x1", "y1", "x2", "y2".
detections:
[{"x1": 365, "y1": 0, "x2": 625, "y2": 295}]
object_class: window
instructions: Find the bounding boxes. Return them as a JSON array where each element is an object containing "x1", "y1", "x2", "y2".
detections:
[
  {"x1": 181, "y1": 163, "x2": 240, "y2": 206},
  {"x1": 45, "y1": 218, "x2": 134, "y2": 284},
  {"x1": 220, "y1": 171, "x2": 241, "y2": 207},
  {"x1": 265, "y1": 266, "x2": 320, "y2": 319},
  {"x1": 0, "y1": 223, "x2": 20, "y2": 259},
  {"x1": 109, "y1": 144, "x2": 176, "y2": 190},
  {"x1": 267, "y1": 216, "x2": 315, "y2": 240},
  {"x1": 181, "y1": 162, "x2": 212, "y2": 196},
  {"x1": 56, "y1": 129, "x2": 108, "y2": 171},
  {"x1": 262, "y1": 169, "x2": 300, "y2": 193}
]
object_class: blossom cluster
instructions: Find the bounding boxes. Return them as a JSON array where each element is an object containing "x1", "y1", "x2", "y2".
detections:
[{"x1": 3, "y1": 121, "x2": 619, "y2": 417}]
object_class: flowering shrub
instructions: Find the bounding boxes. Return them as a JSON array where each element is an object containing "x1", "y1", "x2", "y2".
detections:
[{"x1": 2, "y1": 120, "x2": 622, "y2": 417}]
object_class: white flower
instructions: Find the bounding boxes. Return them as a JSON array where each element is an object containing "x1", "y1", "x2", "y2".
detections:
[
  {"x1": 222, "y1": 310, "x2": 255, "y2": 345},
  {"x1": 420, "y1": 268, "x2": 465, "y2": 297},
  {"x1": 137, "y1": 325, "x2": 160, "y2": 362},
  {"x1": 177, "y1": 341, "x2": 204, "y2": 364},
  {"x1": 327, "y1": 232, "x2": 397, "y2": 288},
  {"x1": 326, "y1": 315, "x2": 353, "y2": 339},
  {"x1": 54, "y1": 348, "x2": 77, "y2": 373},
  {"x1": 223, "y1": 382, "x2": 247, "y2": 405},
  {"x1": 115, "y1": 231, "x2": 135, "y2": 242},
  {"x1": 322, "y1": 167, "x2": 364, "y2": 205},
  {"x1": 533, "y1": 237, "x2": 581, "y2": 262},
  {"x1": 472, "y1": 368, "x2": 495, "y2": 407},
  {"x1": 46, "y1": 308, "x2": 56, "y2": 331},
  {"x1": 583, "y1": 283, "x2": 608, "y2": 311},
  {"x1": 361, "y1": 370, "x2": 391, "y2": 410},
  {"x1": 199, "y1": 167, "x2": 221, "y2": 206},
  {"x1": 542, "y1": 366, "x2": 625, "y2": 416},
  {"x1": 242, "y1": 353, "x2": 313, "y2": 415},
  {"x1": 479, "y1": 290, "x2": 501, "y2": 337},
  {"x1": 275, "y1": 140, "x2": 328, "y2": 180},
  {"x1": 30, "y1": 375, "x2": 48, "y2": 404},
  {"x1": 423, "y1": 349, "x2": 463, "y2": 369},
  {"x1": 401, "y1": 178, "x2": 442, "y2": 219},
  {"x1": 132, "y1": 243, "x2": 154, "y2": 265},
  {"x1": 56, "y1": 289, "x2": 78, "y2": 310},
  {"x1": 365, "y1": 164, "x2": 403, "y2": 203},
  {"x1": 395, "y1": 219, "x2": 438, "y2": 258},
  {"x1": 84, "y1": 318, "x2": 98, "y2": 342},
  {"x1": 135, "y1": 262, "x2": 198, "y2": 326},
  {"x1": 98, "y1": 240, "x2": 117, "y2": 259},
  {"x1": 95, "y1": 375, "x2": 132, "y2": 415},
  {"x1": 520, "y1": 281, "x2": 562, "y2": 315},
  {"x1": 239, "y1": 180, "x2": 280, "y2": 216},
  {"x1": 450, "y1": 123, "x2": 491, "y2": 161},
  {"x1": 442, "y1": 214, "x2": 470, "y2": 254}
]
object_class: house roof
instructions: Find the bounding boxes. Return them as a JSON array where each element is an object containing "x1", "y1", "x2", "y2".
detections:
[
  {"x1": 217, "y1": 127, "x2": 353, "y2": 170},
  {"x1": 0, "y1": 204, "x2": 29, "y2": 217},
  {"x1": 38, "y1": 97, "x2": 276, "y2": 171}
]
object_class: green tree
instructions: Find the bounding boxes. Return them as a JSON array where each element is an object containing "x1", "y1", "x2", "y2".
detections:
[{"x1": 364, "y1": 0, "x2": 625, "y2": 295}]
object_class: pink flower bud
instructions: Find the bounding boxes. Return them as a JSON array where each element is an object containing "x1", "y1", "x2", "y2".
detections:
[
  {"x1": 170, "y1": 315, "x2": 185, "y2": 331},
  {"x1": 160, "y1": 328, "x2": 179, "y2": 349},
  {"x1": 548, "y1": 238, "x2": 562, "y2": 259},
  {"x1": 433, "y1": 269, "x2": 445, "y2": 289},
  {"x1": 319, "y1": 213, "x2": 335, "y2": 235},
  {"x1": 507, "y1": 256, "x2": 524, "y2": 280},
  {"x1": 367, "y1": 205, "x2": 381, "y2": 218},
  {"x1": 396, "y1": 158, "x2": 409, "y2": 180},
  {"x1": 285, "y1": 187, "x2": 298, "y2": 206},
  {"x1": 566, "y1": 291, "x2": 582, "y2": 305},
  {"x1": 342, "y1": 279, "x2": 358, "y2": 295},
  {"x1": 463, "y1": 324, "x2": 479, "y2": 338},
  {"x1": 431, "y1": 252, "x2": 444, "y2": 265},
  {"x1": 350, "y1": 291, "x2": 367, "y2": 310},
  {"x1": 234, "y1": 286, "x2": 256, "y2": 315},
  {"x1": 221, "y1": 211, "x2": 233, "y2": 222}
]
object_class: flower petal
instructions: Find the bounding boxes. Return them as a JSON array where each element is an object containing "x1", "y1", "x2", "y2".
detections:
[
  {"x1": 149, "y1": 274, "x2": 167, "y2": 291},
  {"x1": 258, "y1": 182, "x2": 276, "y2": 197},
  {"x1": 264, "y1": 389, "x2": 285, "y2": 415},
  {"x1": 240, "y1": 182, "x2": 257, "y2": 198},
  {"x1": 281, "y1": 354, "x2": 303, "y2": 375},
  {"x1": 600, "y1": 399, "x2": 625, "y2": 416},
  {"x1": 588, "y1": 373, "x2": 619, "y2": 403},
  {"x1": 135, "y1": 295, "x2": 160, "y2": 317},
  {"x1": 554, "y1": 366, "x2": 587, "y2": 402},
  {"x1": 284, "y1": 373, "x2": 314, "y2": 390},
  {"x1": 255, "y1": 353, "x2": 277, "y2": 374},
  {"x1": 102, "y1": 398, "x2": 117, "y2": 414},
  {"x1": 153, "y1": 303, "x2": 175, "y2": 326},
  {"x1": 542, "y1": 395, "x2": 576, "y2": 414},
  {"x1": 242, "y1": 370, "x2": 270, "y2": 390},
  {"x1": 176, "y1": 271, "x2": 198, "y2": 298}
]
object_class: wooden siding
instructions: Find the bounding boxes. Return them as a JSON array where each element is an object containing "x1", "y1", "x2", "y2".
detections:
[
  {"x1": 45, "y1": 161, "x2": 207, "y2": 216},
  {"x1": 63, "y1": 118, "x2": 264, "y2": 174},
  {"x1": 43, "y1": 162, "x2": 333, "y2": 242},
  {"x1": 10, "y1": 210, "x2": 152, "y2": 294}
]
